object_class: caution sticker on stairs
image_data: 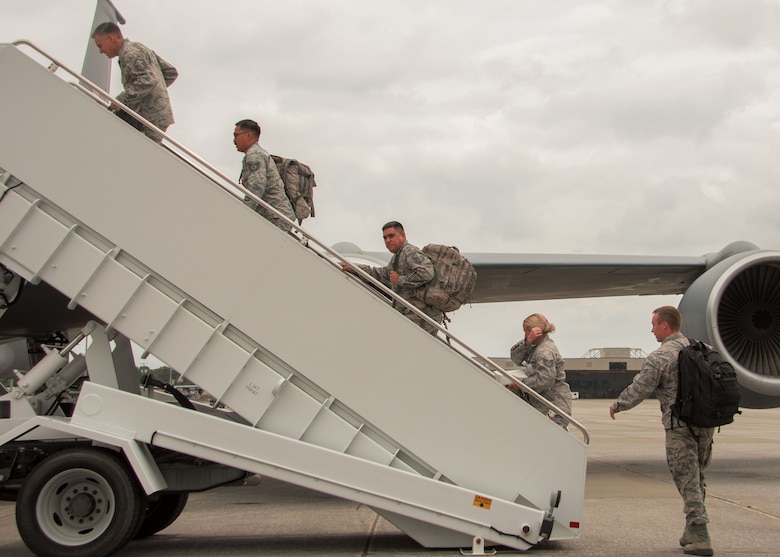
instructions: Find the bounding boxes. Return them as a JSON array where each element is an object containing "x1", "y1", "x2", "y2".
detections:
[{"x1": 473, "y1": 494, "x2": 492, "y2": 510}]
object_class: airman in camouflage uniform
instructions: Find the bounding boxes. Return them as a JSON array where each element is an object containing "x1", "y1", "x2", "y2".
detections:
[
  {"x1": 92, "y1": 22, "x2": 177, "y2": 142},
  {"x1": 610, "y1": 306, "x2": 715, "y2": 556},
  {"x1": 343, "y1": 221, "x2": 442, "y2": 335},
  {"x1": 233, "y1": 120, "x2": 295, "y2": 232},
  {"x1": 508, "y1": 313, "x2": 572, "y2": 428}
]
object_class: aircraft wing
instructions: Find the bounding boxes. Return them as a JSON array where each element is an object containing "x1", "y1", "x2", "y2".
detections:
[
  {"x1": 457, "y1": 252, "x2": 704, "y2": 302},
  {"x1": 335, "y1": 240, "x2": 780, "y2": 409},
  {"x1": 333, "y1": 241, "x2": 714, "y2": 303}
]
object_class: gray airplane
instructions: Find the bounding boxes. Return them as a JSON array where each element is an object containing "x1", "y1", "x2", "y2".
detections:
[{"x1": 331, "y1": 240, "x2": 780, "y2": 409}]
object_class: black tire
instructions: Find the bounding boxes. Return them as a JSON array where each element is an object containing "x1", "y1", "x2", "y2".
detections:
[
  {"x1": 134, "y1": 492, "x2": 188, "y2": 539},
  {"x1": 16, "y1": 448, "x2": 145, "y2": 557}
]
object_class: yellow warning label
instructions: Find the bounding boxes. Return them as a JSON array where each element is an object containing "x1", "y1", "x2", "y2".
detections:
[{"x1": 473, "y1": 495, "x2": 492, "y2": 510}]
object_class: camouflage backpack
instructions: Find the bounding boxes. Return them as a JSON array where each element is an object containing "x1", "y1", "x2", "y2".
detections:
[
  {"x1": 416, "y1": 244, "x2": 477, "y2": 313},
  {"x1": 271, "y1": 155, "x2": 317, "y2": 223}
]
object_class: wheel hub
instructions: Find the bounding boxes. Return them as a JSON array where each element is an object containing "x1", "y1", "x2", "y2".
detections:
[
  {"x1": 35, "y1": 469, "x2": 116, "y2": 542},
  {"x1": 64, "y1": 483, "x2": 105, "y2": 524}
]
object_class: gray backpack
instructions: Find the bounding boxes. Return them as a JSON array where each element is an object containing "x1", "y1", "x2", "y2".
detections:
[
  {"x1": 271, "y1": 155, "x2": 317, "y2": 223},
  {"x1": 416, "y1": 244, "x2": 477, "y2": 313}
]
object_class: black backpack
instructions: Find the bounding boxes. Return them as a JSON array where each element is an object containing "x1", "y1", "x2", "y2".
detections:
[{"x1": 672, "y1": 339, "x2": 741, "y2": 430}]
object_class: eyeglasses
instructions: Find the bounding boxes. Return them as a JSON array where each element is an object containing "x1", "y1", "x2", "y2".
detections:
[{"x1": 233, "y1": 131, "x2": 251, "y2": 138}]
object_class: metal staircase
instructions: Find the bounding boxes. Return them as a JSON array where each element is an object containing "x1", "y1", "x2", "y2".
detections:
[
  {"x1": 0, "y1": 175, "x2": 447, "y2": 479},
  {"x1": 0, "y1": 41, "x2": 588, "y2": 554}
]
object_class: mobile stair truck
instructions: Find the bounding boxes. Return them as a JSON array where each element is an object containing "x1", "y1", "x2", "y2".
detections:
[{"x1": 0, "y1": 41, "x2": 588, "y2": 557}]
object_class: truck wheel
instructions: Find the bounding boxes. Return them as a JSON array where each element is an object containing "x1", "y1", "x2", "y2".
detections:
[
  {"x1": 16, "y1": 448, "x2": 144, "y2": 557},
  {"x1": 135, "y1": 492, "x2": 188, "y2": 538}
]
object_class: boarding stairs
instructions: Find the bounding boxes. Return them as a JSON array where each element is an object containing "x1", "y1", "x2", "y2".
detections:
[{"x1": 0, "y1": 42, "x2": 588, "y2": 553}]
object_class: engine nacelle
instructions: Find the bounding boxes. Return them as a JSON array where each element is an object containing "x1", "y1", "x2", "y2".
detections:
[{"x1": 679, "y1": 248, "x2": 780, "y2": 408}]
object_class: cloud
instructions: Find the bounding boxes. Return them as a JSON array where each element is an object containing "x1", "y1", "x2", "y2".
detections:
[{"x1": 664, "y1": 0, "x2": 780, "y2": 48}]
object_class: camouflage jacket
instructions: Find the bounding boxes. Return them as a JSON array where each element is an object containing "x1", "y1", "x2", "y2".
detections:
[
  {"x1": 240, "y1": 142, "x2": 296, "y2": 227},
  {"x1": 360, "y1": 242, "x2": 438, "y2": 313},
  {"x1": 612, "y1": 332, "x2": 689, "y2": 429},
  {"x1": 116, "y1": 39, "x2": 177, "y2": 130},
  {"x1": 510, "y1": 336, "x2": 572, "y2": 416}
]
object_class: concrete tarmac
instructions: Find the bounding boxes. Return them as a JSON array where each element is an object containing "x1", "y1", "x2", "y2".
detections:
[{"x1": 2, "y1": 399, "x2": 780, "y2": 556}]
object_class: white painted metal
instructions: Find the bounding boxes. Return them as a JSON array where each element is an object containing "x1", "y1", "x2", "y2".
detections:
[
  {"x1": 0, "y1": 43, "x2": 588, "y2": 548},
  {"x1": 0, "y1": 382, "x2": 545, "y2": 550}
]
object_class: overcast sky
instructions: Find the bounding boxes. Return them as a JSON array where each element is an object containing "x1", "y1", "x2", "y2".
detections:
[{"x1": 4, "y1": 1, "x2": 780, "y2": 360}]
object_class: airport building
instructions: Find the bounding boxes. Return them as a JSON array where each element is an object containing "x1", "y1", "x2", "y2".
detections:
[{"x1": 493, "y1": 347, "x2": 647, "y2": 399}]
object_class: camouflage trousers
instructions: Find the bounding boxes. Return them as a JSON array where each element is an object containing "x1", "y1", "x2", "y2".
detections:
[
  {"x1": 142, "y1": 121, "x2": 168, "y2": 143},
  {"x1": 665, "y1": 425, "x2": 715, "y2": 526},
  {"x1": 113, "y1": 109, "x2": 166, "y2": 143},
  {"x1": 398, "y1": 305, "x2": 443, "y2": 335},
  {"x1": 527, "y1": 395, "x2": 571, "y2": 429},
  {"x1": 254, "y1": 206, "x2": 293, "y2": 233},
  {"x1": 143, "y1": 126, "x2": 165, "y2": 143}
]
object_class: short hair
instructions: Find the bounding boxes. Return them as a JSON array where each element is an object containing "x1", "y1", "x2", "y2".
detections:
[
  {"x1": 92, "y1": 22, "x2": 122, "y2": 38},
  {"x1": 523, "y1": 313, "x2": 556, "y2": 335},
  {"x1": 653, "y1": 305, "x2": 681, "y2": 331},
  {"x1": 382, "y1": 221, "x2": 404, "y2": 233},
  {"x1": 235, "y1": 119, "x2": 261, "y2": 137}
]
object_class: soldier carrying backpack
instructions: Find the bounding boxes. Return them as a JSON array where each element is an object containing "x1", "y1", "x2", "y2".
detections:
[
  {"x1": 609, "y1": 306, "x2": 723, "y2": 557},
  {"x1": 340, "y1": 222, "x2": 476, "y2": 337},
  {"x1": 341, "y1": 221, "x2": 447, "y2": 335}
]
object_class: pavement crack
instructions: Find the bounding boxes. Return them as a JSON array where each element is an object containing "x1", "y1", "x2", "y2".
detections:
[{"x1": 362, "y1": 512, "x2": 380, "y2": 556}]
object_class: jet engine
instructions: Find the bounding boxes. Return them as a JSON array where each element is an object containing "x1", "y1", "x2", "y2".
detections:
[{"x1": 679, "y1": 245, "x2": 780, "y2": 408}]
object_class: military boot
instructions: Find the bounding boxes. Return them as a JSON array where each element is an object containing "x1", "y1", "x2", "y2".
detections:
[
  {"x1": 679, "y1": 524, "x2": 695, "y2": 547},
  {"x1": 683, "y1": 524, "x2": 713, "y2": 556}
]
